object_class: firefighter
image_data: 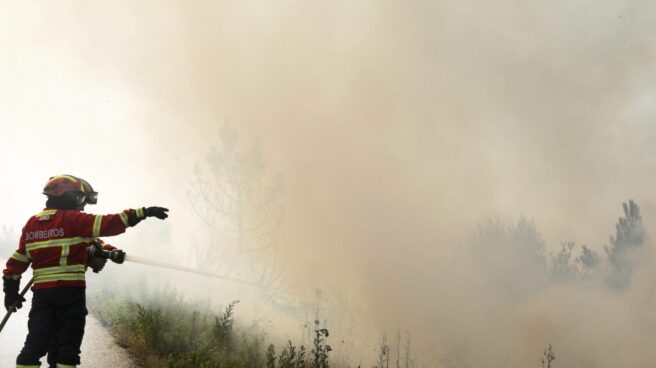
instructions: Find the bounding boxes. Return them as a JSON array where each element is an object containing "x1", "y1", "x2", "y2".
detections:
[
  {"x1": 45, "y1": 238, "x2": 114, "y2": 368},
  {"x1": 2, "y1": 175, "x2": 169, "y2": 368}
]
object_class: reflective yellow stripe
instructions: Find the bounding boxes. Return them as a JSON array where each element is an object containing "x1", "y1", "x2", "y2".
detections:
[
  {"x1": 60, "y1": 243, "x2": 70, "y2": 267},
  {"x1": 36, "y1": 209, "x2": 57, "y2": 217},
  {"x1": 16, "y1": 365, "x2": 41, "y2": 368},
  {"x1": 92, "y1": 215, "x2": 102, "y2": 238},
  {"x1": 33, "y1": 272, "x2": 85, "y2": 284},
  {"x1": 11, "y1": 252, "x2": 30, "y2": 263},
  {"x1": 136, "y1": 207, "x2": 145, "y2": 218},
  {"x1": 25, "y1": 237, "x2": 93, "y2": 253},
  {"x1": 56, "y1": 175, "x2": 79, "y2": 183},
  {"x1": 33, "y1": 264, "x2": 85, "y2": 276},
  {"x1": 119, "y1": 212, "x2": 129, "y2": 227}
]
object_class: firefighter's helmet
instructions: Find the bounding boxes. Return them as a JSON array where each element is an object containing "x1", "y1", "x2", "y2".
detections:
[{"x1": 43, "y1": 175, "x2": 98, "y2": 205}]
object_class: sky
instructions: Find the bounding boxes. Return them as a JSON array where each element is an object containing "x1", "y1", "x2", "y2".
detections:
[{"x1": 2, "y1": 1, "x2": 656, "y2": 366}]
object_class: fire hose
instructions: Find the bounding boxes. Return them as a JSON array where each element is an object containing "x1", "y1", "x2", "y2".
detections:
[
  {"x1": 124, "y1": 254, "x2": 261, "y2": 287},
  {"x1": 0, "y1": 247, "x2": 261, "y2": 334}
]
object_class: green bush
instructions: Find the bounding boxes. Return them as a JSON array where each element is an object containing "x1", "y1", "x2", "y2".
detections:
[{"x1": 90, "y1": 289, "x2": 332, "y2": 368}]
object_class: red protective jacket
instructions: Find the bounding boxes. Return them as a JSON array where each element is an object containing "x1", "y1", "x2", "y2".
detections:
[{"x1": 3, "y1": 207, "x2": 144, "y2": 290}]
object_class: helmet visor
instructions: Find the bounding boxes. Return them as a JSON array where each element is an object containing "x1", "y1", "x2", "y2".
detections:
[
  {"x1": 67, "y1": 191, "x2": 97, "y2": 206},
  {"x1": 68, "y1": 192, "x2": 87, "y2": 207},
  {"x1": 85, "y1": 192, "x2": 98, "y2": 205}
]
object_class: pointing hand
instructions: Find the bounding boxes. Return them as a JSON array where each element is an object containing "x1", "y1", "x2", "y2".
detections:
[{"x1": 145, "y1": 207, "x2": 169, "y2": 220}]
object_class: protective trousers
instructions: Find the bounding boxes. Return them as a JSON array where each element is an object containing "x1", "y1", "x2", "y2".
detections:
[{"x1": 16, "y1": 287, "x2": 87, "y2": 368}]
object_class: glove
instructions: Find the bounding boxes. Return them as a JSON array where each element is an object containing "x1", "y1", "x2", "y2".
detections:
[
  {"x1": 127, "y1": 207, "x2": 168, "y2": 227},
  {"x1": 3, "y1": 276, "x2": 25, "y2": 312},
  {"x1": 145, "y1": 207, "x2": 169, "y2": 220},
  {"x1": 88, "y1": 257, "x2": 107, "y2": 273},
  {"x1": 109, "y1": 249, "x2": 126, "y2": 264}
]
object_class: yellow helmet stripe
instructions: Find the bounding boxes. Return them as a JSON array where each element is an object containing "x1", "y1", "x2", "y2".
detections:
[{"x1": 54, "y1": 175, "x2": 79, "y2": 183}]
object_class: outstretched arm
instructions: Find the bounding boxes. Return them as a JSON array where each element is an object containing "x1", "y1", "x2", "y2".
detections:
[{"x1": 69, "y1": 206, "x2": 169, "y2": 238}]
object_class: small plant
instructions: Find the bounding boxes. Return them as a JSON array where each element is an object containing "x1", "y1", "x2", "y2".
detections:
[
  {"x1": 375, "y1": 335, "x2": 389, "y2": 368},
  {"x1": 266, "y1": 344, "x2": 277, "y2": 368},
  {"x1": 134, "y1": 304, "x2": 163, "y2": 352},
  {"x1": 311, "y1": 320, "x2": 332, "y2": 368},
  {"x1": 541, "y1": 344, "x2": 555, "y2": 368},
  {"x1": 296, "y1": 345, "x2": 308, "y2": 368},
  {"x1": 279, "y1": 341, "x2": 297, "y2": 368},
  {"x1": 213, "y1": 300, "x2": 240, "y2": 350}
]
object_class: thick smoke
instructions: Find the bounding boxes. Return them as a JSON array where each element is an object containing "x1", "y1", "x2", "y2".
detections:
[{"x1": 2, "y1": 1, "x2": 656, "y2": 366}]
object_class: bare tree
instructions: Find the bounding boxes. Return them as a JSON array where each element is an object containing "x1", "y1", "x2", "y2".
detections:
[{"x1": 189, "y1": 122, "x2": 285, "y2": 298}]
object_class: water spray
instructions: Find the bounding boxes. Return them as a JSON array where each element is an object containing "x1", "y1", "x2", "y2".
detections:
[
  {"x1": 124, "y1": 254, "x2": 262, "y2": 288},
  {"x1": 88, "y1": 242, "x2": 262, "y2": 287},
  {"x1": 0, "y1": 252, "x2": 265, "y2": 334}
]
